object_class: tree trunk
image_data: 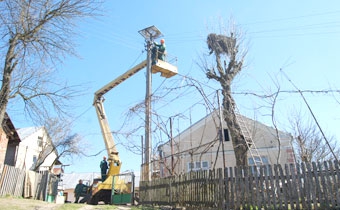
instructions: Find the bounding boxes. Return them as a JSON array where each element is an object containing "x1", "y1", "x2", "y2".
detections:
[
  {"x1": 222, "y1": 87, "x2": 248, "y2": 166},
  {"x1": 205, "y1": 32, "x2": 248, "y2": 167},
  {"x1": 0, "y1": 38, "x2": 17, "y2": 123}
]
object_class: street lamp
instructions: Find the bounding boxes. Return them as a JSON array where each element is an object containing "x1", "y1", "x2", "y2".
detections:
[{"x1": 139, "y1": 26, "x2": 163, "y2": 181}]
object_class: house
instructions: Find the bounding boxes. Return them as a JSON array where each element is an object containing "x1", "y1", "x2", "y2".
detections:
[
  {"x1": 0, "y1": 113, "x2": 21, "y2": 167},
  {"x1": 157, "y1": 110, "x2": 295, "y2": 177},
  {"x1": 15, "y1": 126, "x2": 60, "y2": 171}
]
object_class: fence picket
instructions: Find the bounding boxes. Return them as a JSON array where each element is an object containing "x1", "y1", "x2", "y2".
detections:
[
  {"x1": 325, "y1": 161, "x2": 336, "y2": 208},
  {"x1": 302, "y1": 163, "x2": 309, "y2": 209},
  {"x1": 224, "y1": 167, "x2": 229, "y2": 210},
  {"x1": 1, "y1": 165, "x2": 9, "y2": 195},
  {"x1": 273, "y1": 165, "x2": 282, "y2": 209},
  {"x1": 306, "y1": 162, "x2": 318, "y2": 210},
  {"x1": 259, "y1": 166, "x2": 263, "y2": 209},
  {"x1": 317, "y1": 161, "x2": 330, "y2": 208},
  {"x1": 249, "y1": 166, "x2": 256, "y2": 208},
  {"x1": 289, "y1": 163, "x2": 300, "y2": 210},
  {"x1": 283, "y1": 164, "x2": 293, "y2": 209},
  {"x1": 262, "y1": 165, "x2": 270, "y2": 209},
  {"x1": 334, "y1": 160, "x2": 340, "y2": 207},
  {"x1": 296, "y1": 162, "x2": 306, "y2": 209},
  {"x1": 217, "y1": 168, "x2": 223, "y2": 209},
  {"x1": 234, "y1": 166, "x2": 239, "y2": 208},
  {"x1": 13, "y1": 168, "x2": 25, "y2": 197},
  {"x1": 267, "y1": 165, "x2": 276, "y2": 209},
  {"x1": 279, "y1": 164, "x2": 289, "y2": 210}
]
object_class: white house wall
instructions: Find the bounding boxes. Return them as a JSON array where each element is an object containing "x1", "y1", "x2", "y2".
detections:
[
  {"x1": 158, "y1": 110, "x2": 295, "y2": 177},
  {"x1": 16, "y1": 127, "x2": 57, "y2": 171}
]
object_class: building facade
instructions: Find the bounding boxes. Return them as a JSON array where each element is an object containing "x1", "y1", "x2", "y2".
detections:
[
  {"x1": 15, "y1": 127, "x2": 59, "y2": 171},
  {"x1": 157, "y1": 110, "x2": 295, "y2": 177}
]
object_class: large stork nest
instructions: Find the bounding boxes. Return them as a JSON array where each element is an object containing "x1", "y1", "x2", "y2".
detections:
[{"x1": 207, "y1": 33, "x2": 236, "y2": 56}]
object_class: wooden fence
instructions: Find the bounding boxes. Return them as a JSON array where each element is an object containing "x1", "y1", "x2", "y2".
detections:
[
  {"x1": 140, "y1": 161, "x2": 340, "y2": 209},
  {"x1": 0, "y1": 164, "x2": 58, "y2": 201}
]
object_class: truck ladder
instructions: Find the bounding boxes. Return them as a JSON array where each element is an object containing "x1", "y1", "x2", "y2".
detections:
[{"x1": 233, "y1": 104, "x2": 263, "y2": 168}]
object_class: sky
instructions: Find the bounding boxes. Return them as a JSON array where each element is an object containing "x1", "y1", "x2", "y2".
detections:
[{"x1": 9, "y1": 1, "x2": 340, "y2": 175}]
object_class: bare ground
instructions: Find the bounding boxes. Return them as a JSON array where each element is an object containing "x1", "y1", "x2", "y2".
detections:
[
  {"x1": 0, "y1": 197, "x2": 133, "y2": 210},
  {"x1": 0, "y1": 197, "x2": 61, "y2": 210}
]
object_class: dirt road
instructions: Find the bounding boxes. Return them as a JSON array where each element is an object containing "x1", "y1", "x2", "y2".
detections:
[{"x1": 0, "y1": 197, "x2": 133, "y2": 210}]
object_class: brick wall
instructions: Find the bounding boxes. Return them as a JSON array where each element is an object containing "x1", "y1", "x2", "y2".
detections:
[{"x1": 0, "y1": 128, "x2": 9, "y2": 165}]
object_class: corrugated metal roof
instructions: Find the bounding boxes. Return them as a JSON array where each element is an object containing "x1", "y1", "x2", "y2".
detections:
[
  {"x1": 61, "y1": 172, "x2": 101, "y2": 189},
  {"x1": 61, "y1": 171, "x2": 141, "y2": 190}
]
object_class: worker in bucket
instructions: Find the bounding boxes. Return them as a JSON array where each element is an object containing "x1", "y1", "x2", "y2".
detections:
[{"x1": 152, "y1": 39, "x2": 166, "y2": 65}]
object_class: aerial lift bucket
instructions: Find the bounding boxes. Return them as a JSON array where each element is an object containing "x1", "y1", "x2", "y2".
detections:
[{"x1": 151, "y1": 56, "x2": 178, "y2": 78}]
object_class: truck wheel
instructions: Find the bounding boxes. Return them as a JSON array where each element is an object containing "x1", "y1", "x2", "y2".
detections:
[{"x1": 87, "y1": 195, "x2": 98, "y2": 205}]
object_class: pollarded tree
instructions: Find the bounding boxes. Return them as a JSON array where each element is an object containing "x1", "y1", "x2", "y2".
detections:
[
  {"x1": 0, "y1": 0, "x2": 102, "y2": 124},
  {"x1": 203, "y1": 31, "x2": 248, "y2": 166}
]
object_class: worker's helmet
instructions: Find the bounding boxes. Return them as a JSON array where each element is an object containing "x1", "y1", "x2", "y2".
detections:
[{"x1": 160, "y1": 39, "x2": 165, "y2": 44}]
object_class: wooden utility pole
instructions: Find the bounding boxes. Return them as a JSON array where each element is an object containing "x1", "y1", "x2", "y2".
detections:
[
  {"x1": 139, "y1": 26, "x2": 163, "y2": 181},
  {"x1": 138, "y1": 26, "x2": 178, "y2": 181},
  {"x1": 170, "y1": 117, "x2": 174, "y2": 175}
]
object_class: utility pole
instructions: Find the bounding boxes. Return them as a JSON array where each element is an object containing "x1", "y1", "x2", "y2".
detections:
[
  {"x1": 217, "y1": 90, "x2": 226, "y2": 169},
  {"x1": 170, "y1": 117, "x2": 174, "y2": 175},
  {"x1": 138, "y1": 26, "x2": 163, "y2": 181}
]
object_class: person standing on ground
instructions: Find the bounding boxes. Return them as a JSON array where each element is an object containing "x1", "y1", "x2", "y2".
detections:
[
  {"x1": 100, "y1": 156, "x2": 109, "y2": 182},
  {"x1": 74, "y1": 179, "x2": 85, "y2": 203}
]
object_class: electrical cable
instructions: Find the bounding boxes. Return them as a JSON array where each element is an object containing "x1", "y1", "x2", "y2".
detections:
[
  {"x1": 280, "y1": 69, "x2": 339, "y2": 162},
  {"x1": 241, "y1": 10, "x2": 340, "y2": 26}
]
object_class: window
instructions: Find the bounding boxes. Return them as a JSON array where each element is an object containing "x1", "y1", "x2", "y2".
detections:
[
  {"x1": 219, "y1": 128, "x2": 230, "y2": 141},
  {"x1": 33, "y1": 155, "x2": 37, "y2": 164},
  {"x1": 37, "y1": 136, "x2": 43, "y2": 147},
  {"x1": 202, "y1": 161, "x2": 209, "y2": 169},
  {"x1": 188, "y1": 162, "x2": 194, "y2": 170},
  {"x1": 248, "y1": 156, "x2": 270, "y2": 175},
  {"x1": 187, "y1": 161, "x2": 209, "y2": 172}
]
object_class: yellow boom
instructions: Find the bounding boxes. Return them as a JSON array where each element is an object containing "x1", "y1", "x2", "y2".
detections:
[{"x1": 91, "y1": 58, "x2": 177, "y2": 201}]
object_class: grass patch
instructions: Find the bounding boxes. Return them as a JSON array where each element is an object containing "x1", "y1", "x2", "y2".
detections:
[
  {"x1": 54, "y1": 203, "x2": 88, "y2": 210},
  {"x1": 55, "y1": 203, "x2": 159, "y2": 210}
]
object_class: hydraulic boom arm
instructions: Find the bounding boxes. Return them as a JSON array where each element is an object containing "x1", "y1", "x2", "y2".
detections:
[
  {"x1": 93, "y1": 57, "x2": 177, "y2": 176},
  {"x1": 93, "y1": 60, "x2": 147, "y2": 175}
]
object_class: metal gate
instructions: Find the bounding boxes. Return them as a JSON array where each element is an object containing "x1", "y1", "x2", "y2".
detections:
[{"x1": 111, "y1": 172, "x2": 135, "y2": 205}]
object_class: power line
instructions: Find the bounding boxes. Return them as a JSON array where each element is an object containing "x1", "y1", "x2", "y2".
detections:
[
  {"x1": 240, "y1": 10, "x2": 340, "y2": 26},
  {"x1": 280, "y1": 69, "x2": 338, "y2": 162}
]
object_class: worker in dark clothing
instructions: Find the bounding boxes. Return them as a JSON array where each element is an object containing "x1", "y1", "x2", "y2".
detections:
[
  {"x1": 152, "y1": 39, "x2": 166, "y2": 65},
  {"x1": 100, "y1": 156, "x2": 109, "y2": 182},
  {"x1": 74, "y1": 179, "x2": 85, "y2": 203}
]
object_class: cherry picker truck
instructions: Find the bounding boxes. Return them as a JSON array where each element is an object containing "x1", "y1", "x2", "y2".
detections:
[{"x1": 88, "y1": 42, "x2": 178, "y2": 204}]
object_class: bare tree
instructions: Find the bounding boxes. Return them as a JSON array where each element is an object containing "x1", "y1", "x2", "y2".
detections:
[
  {"x1": 32, "y1": 117, "x2": 83, "y2": 171},
  {"x1": 0, "y1": 0, "x2": 102, "y2": 124},
  {"x1": 202, "y1": 31, "x2": 248, "y2": 166},
  {"x1": 289, "y1": 110, "x2": 340, "y2": 163}
]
